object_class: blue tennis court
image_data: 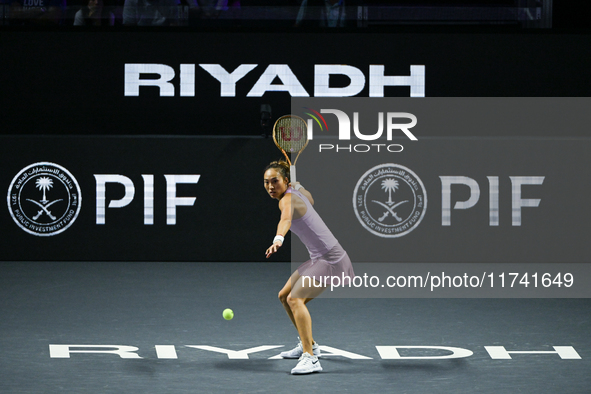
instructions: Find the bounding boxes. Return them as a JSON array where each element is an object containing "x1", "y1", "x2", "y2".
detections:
[{"x1": 1, "y1": 261, "x2": 589, "y2": 393}]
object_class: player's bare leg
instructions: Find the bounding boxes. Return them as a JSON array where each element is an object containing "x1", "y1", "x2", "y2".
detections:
[
  {"x1": 279, "y1": 270, "x2": 315, "y2": 328},
  {"x1": 288, "y1": 276, "x2": 326, "y2": 355},
  {"x1": 278, "y1": 270, "x2": 300, "y2": 329}
]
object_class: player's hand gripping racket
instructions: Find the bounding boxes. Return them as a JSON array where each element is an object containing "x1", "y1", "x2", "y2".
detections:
[{"x1": 272, "y1": 115, "x2": 309, "y2": 183}]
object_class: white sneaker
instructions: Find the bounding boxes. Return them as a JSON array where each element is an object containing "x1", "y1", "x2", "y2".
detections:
[
  {"x1": 280, "y1": 338, "x2": 321, "y2": 359},
  {"x1": 291, "y1": 352, "x2": 322, "y2": 375}
]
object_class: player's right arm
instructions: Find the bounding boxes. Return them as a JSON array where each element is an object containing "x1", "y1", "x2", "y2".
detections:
[{"x1": 265, "y1": 194, "x2": 292, "y2": 258}]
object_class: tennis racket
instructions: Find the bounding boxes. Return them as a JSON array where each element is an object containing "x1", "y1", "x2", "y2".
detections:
[{"x1": 272, "y1": 115, "x2": 309, "y2": 183}]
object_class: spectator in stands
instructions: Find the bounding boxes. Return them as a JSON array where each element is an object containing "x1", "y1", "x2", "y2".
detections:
[
  {"x1": 73, "y1": 0, "x2": 114, "y2": 24},
  {"x1": 296, "y1": 0, "x2": 345, "y2": 27},
  {"x1": 122, "y1": 0, "x2": 179, "y2": 25},
  {"x1": 188, "y1": 0, "x2": 239, "y2": 26}
]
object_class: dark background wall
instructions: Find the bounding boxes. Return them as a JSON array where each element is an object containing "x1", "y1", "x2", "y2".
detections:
[{"x1": 0, "y1": 30, "x2": 589, "y2": 261}]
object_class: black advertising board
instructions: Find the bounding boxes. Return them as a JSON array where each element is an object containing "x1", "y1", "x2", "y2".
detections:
[
  {"x1": 0, "y1": 136, "x2": 290, "y2": 261},
  {"x1": 1, "y1": 31, "x2": 590, "y2": 136}
]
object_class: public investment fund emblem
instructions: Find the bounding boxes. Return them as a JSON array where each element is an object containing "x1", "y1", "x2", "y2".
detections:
[
  {"x1": 7, "y1": 162, "x2": 82, "y2": 236},
  {"x1": 353, "y1": 163, "x2": 426, "y2": 238}
]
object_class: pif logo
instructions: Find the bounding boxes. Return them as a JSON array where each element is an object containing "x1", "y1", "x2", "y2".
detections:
[
  {"x1": 7, "y1": 162, "x2": 82, "y2": 236},
  {"x1": 353, "y1": 164, "x2": 426, "y2": 237}
]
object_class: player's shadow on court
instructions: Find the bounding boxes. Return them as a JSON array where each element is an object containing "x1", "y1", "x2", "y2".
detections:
[
  {"x1": 213, "y1": 360, "x2": 287, "y2": 373},
  {"x1": 212, "y1": 358, "x2": 470, "y2": 375},
  {"x1": 213, "y1": 359, "x2": 362, "y2": 375}
]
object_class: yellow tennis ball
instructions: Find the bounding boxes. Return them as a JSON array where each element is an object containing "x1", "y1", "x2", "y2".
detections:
[{"x1": 223, "y1": 308, "x2": 234, "y2": 320}]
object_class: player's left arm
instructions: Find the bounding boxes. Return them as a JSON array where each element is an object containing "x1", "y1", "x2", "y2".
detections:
[{"x1": 292, "y1": 182, "x2": 314, "y2": 205}]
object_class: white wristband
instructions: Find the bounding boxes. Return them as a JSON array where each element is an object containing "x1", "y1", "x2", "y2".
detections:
[
  {"x1": 294, "y1": 183, "x2": 303, "y2": 191},
  {"x1": 273, "y1": 235, "x2": 284, "y2": 245}
]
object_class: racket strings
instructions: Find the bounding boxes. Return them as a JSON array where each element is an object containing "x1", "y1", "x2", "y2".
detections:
[{"x1": 274, "y1": 117, "x2": 308, "y2": 154}]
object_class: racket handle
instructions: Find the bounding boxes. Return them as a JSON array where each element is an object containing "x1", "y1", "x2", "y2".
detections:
[{"x1": 290, "y1": 165, "x2": 296, "y2": 183}]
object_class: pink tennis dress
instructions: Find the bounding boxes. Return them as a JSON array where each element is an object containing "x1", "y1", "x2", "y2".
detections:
[{"x1": 287, "y1": 187, "x2": 355, "y2": 285}]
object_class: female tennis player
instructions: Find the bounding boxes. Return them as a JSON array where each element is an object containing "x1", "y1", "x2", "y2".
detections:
[{"x1": 264, "y1": 160, "x2": 355, "y2": 375}]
